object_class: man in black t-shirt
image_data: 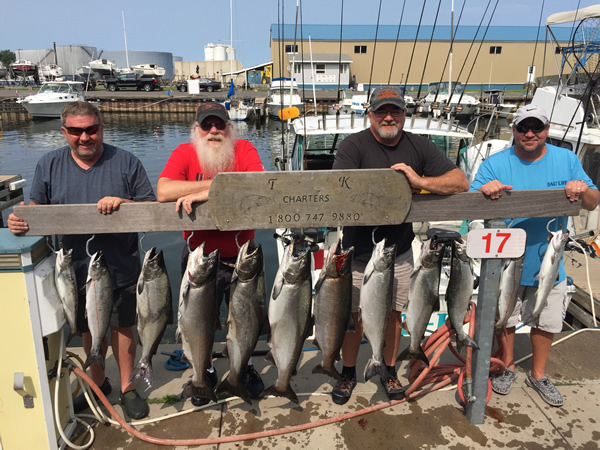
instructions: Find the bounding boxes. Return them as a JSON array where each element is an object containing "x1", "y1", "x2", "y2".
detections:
[{"x1": 330, "y1": 85, "x2": 469, "y2": 405}]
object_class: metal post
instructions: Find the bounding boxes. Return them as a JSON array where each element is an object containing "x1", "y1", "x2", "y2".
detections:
[{"x1": 465, "y1": 218, "x2": 505, "y2": 424}]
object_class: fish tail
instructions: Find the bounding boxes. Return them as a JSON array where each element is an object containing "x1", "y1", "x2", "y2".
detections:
[
  {"x1": 84, "y1": 349, "x2": 105, "y2": 370},
  {"x1": 129, "y1": 362, "x2": 153, "y2": 387},
  {"x1": 397, "y1": 347, "x2": 430, "y2": 366},
  {"x1": 216, "y1": 378, "x2": 252, "y2": 405},
  {"x1": 312, "y1": 363, "x2": 343, "y2": 382},
  {"x1": 263, "y1": 384, "x2": 299, "y2": 404},
  {"x1": 456, "y1": 335, "x2": 479, "y2": 353},
  {"x1": 364, "y1": 358, "x2": 388, "y2": 382},
  {"x1": 182, "y1": 383, "x2": 217, "y2": 403}
]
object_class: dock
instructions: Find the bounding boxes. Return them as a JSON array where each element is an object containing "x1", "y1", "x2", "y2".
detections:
[{"x1": 66, "y1": 329, "x2": 600, "y2": 448}]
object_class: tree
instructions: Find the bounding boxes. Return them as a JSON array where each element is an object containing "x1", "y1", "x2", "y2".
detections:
[{"x1": 0, "y1": 50, "x2": 16, "y2": 69}]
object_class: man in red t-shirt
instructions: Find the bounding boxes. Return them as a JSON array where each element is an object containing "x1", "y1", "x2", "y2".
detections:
[{"x1": 158, "y1": 102, "x2": 265, "y2": 405}]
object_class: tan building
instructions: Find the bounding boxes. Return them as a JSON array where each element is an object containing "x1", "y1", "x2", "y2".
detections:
[{"x1": 270, "y1": 24, "x2": 574, "y2": 95}]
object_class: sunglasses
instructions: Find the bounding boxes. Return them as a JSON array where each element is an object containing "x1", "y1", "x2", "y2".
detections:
[
  {"x1": 64, "y1": 124, "x2": 101, "y2": 136},
  {"x1": 515, "y1": 123, "x2": 546, "y2": 134},
  {"x1": 199, "y1": 120, "x2": 227, "y2": 131},
  {"x1": 371, "y1": 109, "x2": 405, "y2": 119}
]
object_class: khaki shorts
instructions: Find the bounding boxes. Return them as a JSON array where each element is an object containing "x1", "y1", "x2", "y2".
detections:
[
  {"x1": 506, "y1": 280, "x2": 569, "y2": 334},
  {"x1": 351, "y1": 248, "x2": 414, "y2": 313}
]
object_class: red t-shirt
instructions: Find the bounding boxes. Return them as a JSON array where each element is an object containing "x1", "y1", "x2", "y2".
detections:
[{"x1": 159, "y1": 139, "x2": 265, "y2": 258}]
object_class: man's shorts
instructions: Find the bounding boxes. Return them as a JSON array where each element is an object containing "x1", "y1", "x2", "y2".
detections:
[
  {"x1": 506, "y1": 280, "x2": 569, "y2": 334},
  {"x1": 77, "y1": 283, "x2": 137, "y2": 332},
  {"x1": 351, "y1": 248, "x2": 414, "y2": 313}
]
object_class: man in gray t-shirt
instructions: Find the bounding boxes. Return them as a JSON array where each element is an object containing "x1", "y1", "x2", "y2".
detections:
[{"x1": 7, "y1": 102, "x2": 155, "y2": 420}]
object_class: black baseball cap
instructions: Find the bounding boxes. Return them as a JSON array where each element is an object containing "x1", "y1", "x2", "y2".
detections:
[{"x1": 196, "y1": 102, "x2": 229, "y2": 124}]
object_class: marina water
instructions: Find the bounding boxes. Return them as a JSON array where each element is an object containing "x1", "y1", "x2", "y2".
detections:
[{"x1": 0, "y1": 113, "x2": 511, "y2": 342}]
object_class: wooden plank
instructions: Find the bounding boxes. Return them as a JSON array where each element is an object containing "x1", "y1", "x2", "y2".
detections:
[
  {"x1": 208, "y1": 169, "x2": 413, "y2": 231},
  {"x1": 406, "y1": 189, "x2": 580, "y2": 222},
  {"x1": 12, "y1": 171, "x2": 582, "y2": 235},
  {"x1": 567, "y1": 299, "x2": 597, "y2": 328},
  {"x1": 14, "y1": 202, "x2": 216, "y2": 236}
]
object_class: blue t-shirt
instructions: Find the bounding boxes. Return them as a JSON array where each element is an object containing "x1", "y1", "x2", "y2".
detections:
[
  {"x1": 470, "y1": 144, "x2": 597, "y2": 286},
  {"x1": 29, "y1": 143, "x2": 156, "y2": 289}
]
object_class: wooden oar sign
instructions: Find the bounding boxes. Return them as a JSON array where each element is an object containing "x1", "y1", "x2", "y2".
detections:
[{"x1": 208, "y1": 169, "x2": 413, "y2": 231}]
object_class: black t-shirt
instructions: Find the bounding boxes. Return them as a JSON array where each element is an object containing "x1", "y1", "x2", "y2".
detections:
[{"x1": 332, "y1": 128, "x2": 457, "y2": 260}]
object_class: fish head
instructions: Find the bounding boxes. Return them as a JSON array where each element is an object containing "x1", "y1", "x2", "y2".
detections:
[
  {"x1": 452, "y1": 239, "x2": 470, "y2": 262},
  {"x1": 187, "y1": 242, "x2": 218, "y2": 285},
  {"x1": 55, "y1": 245, "x2": 73, "y2": 270},
  {"x1": 372, "y1": 239, "x2": 396, "y2": 272},
  {"x1": 142, "y1": 247, "x2": 165, "y2": 280},
  {"x1": 281, "y1": 241, "x2": 312, "y2": 283},
  {"x1": 88, "y1": 251, "x2": 108, "y2": 280},
  {"x1": 420, "y1": 238, "x2": 445, "y2": 268},
  {"x1": 324, "y1": 239, "x2": 354, "y2": 278},
  {"x1": 235, "y1": 239, "x2": 264, "y2": 281},
  {"x1": 549, "y1": 230, "x2": 569, "y2": 251}
]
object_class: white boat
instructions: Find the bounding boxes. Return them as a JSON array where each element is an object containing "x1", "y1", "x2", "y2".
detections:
[
  {"x1": 131, "y1": 64, "x2": 165, "y2": 77},
  {"x1": 273, "y1": 113, "x2": 476, "y2": 327},
  {"x1": 420, "y1": 81, "x2": 481, "y2": 119},
  {"x1": 266, "y1": 78, "x2": 304, "y2": 119},
  {"x1": 39, "y1": 64, "x2": 63, "y2": 79},
  {"x1": 17, "y1": 81, "x2": 86, "y2": 118},
  {"x1": 89, "y1": 59, "x2": 117, "y2": 76},
  {"x1": 337, "y1": 89, "x2": 417, "y2": 116}
]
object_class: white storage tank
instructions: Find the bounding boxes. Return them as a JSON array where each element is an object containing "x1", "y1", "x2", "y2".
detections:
[
  {"x1": 227, "y1": 46, "x2": 236, "y2": 61},
  {"x1": 204, "y1": 44, "x2": 215, "y2": 62},
  {"x1": 213, "y1": 44, "x2": 227, "y2": 61}
]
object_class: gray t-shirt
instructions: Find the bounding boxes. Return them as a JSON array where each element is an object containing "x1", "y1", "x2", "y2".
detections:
[{"x1": 29, "y1": 143, "x2": 156, "y2": 289}]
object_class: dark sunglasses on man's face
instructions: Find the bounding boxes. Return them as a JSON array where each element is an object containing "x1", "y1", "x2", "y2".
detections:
[
  {"x1": 64, "y1": 124, "x2": 101, "y2": 136},
  {"x1": 199, "y1": 120, "x2": 227, "y2": 131},
  {"x1": 515, "y1": 123, "x2": 546, "y2": 134}
]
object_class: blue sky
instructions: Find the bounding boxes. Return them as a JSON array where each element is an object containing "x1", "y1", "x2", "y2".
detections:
[{"x1": 1, "y1": 0, "x2": 597, "y2": 67}]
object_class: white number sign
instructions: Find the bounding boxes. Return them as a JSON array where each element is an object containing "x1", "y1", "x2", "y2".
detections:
[{"x1": 466, "y1": 228, "x2": 526, "y2": 259}]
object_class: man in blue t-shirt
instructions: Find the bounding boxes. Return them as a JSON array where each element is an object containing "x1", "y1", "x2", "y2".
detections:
[
  {"x1": 7, "y1": 102, "x2": 156, "y2": 419},
  {"x1": 470, "y1": 104, "x2": 599, "y2": 407}
]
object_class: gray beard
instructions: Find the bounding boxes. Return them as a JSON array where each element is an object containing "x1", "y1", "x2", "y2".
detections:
[{"x1": 192, "y1": 128, "x2": 237, "y2": 177}]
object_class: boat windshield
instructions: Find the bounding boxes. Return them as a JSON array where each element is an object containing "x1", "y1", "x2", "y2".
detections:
[
  {"x1": 39, "y1": 83, "x2": 75, "y2": 94},
  {"x1": 427, "y1": 82, "x2": 465, "y2": 96}
]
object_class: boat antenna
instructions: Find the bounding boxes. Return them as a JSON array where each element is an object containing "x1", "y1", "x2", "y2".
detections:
[
  {"x1": 387, "y1": 0, "x2": 406, "y2": 85},
  {"x1": 403, "y1": 0, "x2": 428, "y2": 96},
  {"x1": 525, "y1": 0, "x2": 546, "y2": 102},
  {"x1": 415, "y1": 0, "x2": 443, "y2": 101},
  {"x1": 366, "y1": 0, "x2": 383, "y2": 102},
  {"x1": 122, "y1": 11, "x2": 130, "y2": 69},
  {"x1": 453, "y1": 0, "x2": 499, "y2": 108},
  {"x1": 336, "y1": 0, "x2": 345, "y2": 105},
  {"x1": 431, "y1": 0, "x2": 466, "y2": 106},
  {"x1": 288, "y1": 0, "x2": 300, "y2": 111}
]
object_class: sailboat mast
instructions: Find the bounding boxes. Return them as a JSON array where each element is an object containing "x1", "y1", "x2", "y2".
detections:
[
  {"x1": 230, "y1": 0, "x2": 233, "y2": 81},
  {"x1": 449, "y1": 0, "x2": 453, "y2": 100},
  {"x1": 122, "y1": 11, "x2": 130, "y2": 69}
]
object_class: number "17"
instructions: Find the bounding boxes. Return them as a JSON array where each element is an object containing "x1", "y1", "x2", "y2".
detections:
[{"x1": 481, "y1": 232, "x2": 511, "y2": 254}]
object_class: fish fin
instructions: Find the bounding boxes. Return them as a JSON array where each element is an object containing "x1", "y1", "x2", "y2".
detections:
[
  {"x1": 137, "y1": 277, "x2": 144, "y2": 296},
  {"x1": 263, "y1": 384, "x2": 299, "y2": 404},
  {"x1": 312, "y1": 364, "x2": 343, "y2": 382},
  {"x1": 303, "y1": 315, "x2": 314, "y2": 340},
  {"x1": 129, "y1": 362, "x2": 153, "y2": 387},
  {"x1": 401, "y1": 320, "x2": 410, "y2": 335},
  {"x1": 265, "y1": 350, "x2": 276, "y2": 366},
  {"x1": 183, "y1": 384, "x2": 217, "y2": 404},
  {"x1": 364, "y1": 359, "x2": 388, "y2": 382},
  {"x1": 362, "y1": 265, "x2": 374, "y2": 284},
  {"x1": 314, "y1": 270, "x2": 327, "y2": 295},
  {"x1": 216, "y1": 379, "x2": 252, "y2": 405},
  {"x1": 397, "y1": 347, "x2": 429, "y2": 366},
  {"x1": 346, "y1": 314, "x2": 356, "y2": 332},
  {"x1": 84, "y1": 350, "x2": 105, "y2": 370},
  {"x1": 271, "y1": 276, "x2": 284, "y2": 300}
]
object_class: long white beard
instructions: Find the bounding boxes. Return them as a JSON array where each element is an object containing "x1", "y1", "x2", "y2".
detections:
[{"x1": 191, "y1": 127, "x2": 237, "y2": 177}]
